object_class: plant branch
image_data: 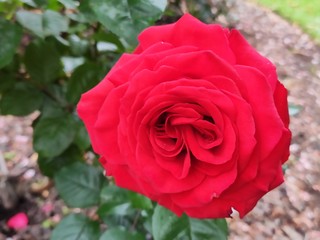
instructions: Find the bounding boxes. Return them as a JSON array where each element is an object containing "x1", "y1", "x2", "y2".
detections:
[{"x1": 130, "y1": 210, "x2": 141, "y2": 231}]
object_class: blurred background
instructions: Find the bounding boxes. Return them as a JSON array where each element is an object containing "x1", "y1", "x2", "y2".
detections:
[{"x1": 0, "y1": 0, "x2": 319, "y2": 239}]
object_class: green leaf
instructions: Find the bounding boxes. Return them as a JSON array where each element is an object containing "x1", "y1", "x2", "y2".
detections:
[
  {"x1": 98, "y1": 202, "x2": 132, "y2": 217},
  {"x1": 24, "y1": 41, "x2": 62, "y2": 85},
  {"x1": 44, "y1": 83, "x2": 68, "y2": 107},
  {"x1": 58, "y1": 0, "x2": 78, "y2": 9},
  {"x1": 38, "y1": 145, "x2": 82, "y2": 177},
  {"x1": 0, "y1": 0, "x2": 22, "y2": 19},
  {"x1": 68, "y1": 34, "x2": 89, "y2": 56},
  {"x1": 100, "y1": 185, "x2": 153, "y2": 210},
  {"x1": 90, "y1": 0, "x2": 167, "y2": 46},
  {"x1": 0, "y1": 82, "x2": 44, "y2": 116},
  {"x1": 0, "y1": 72, "x2": 15, "y2": 93},
  {"x1": 127, "y1": 191, "x2": 153, "y2": 210},
  {"x1": 93, "y1": 30, "x2": 125, "y2": 52},
  {"x1": 40, "y1": 97, "x2": 65, "y2": 119},
  {"x1": 0, "y1": 18, "x2": 22, "y2": 69},
  {"x1": 152, "y1": 205, "x2": 228, "y2": 240},
  {"x1": 54, "y1": 162, "x2": 105, "y2": 208},
  {"x1": 66, "y1": 62, "x2": 104, "y2": 104},
  {"x1": 20, "y1": 0, "x2": 37, "y2": 8},
  {"x1": 77, "y1": 0, "x2": 97, "y2": 23},
  {"x1": 16, "y1": 11, "x2": 43, "y2": 37},
  {"x1": 152, "y1": 205, "x2": 189, "y2": 240},
  {"x1": 43, "y1": 10, "x2": 69, "y2": 36},
  {"x1": 100, "y1": 185, "x2": 128, "y2": 204},
  {"x1": 188, "y1": 218, "x2": 228, "y2": 240},
  {"x1": 99, "y1": 185, "x2": 151, "y2": 228},
  {"x1": 97, "y1": 202, "x2": 135, "y2": 229},
  {"x1": 100, "y1": 228, "x2": 144, "y2": 240},
  {"x1": 33, "y1": 113, "x2": 77, "y2": 158},
  {"x1": 33, "y1": 0, "x2": 48, "y2": 8},
  {"x1": 74, "y1": 120, "x2": 91, "y2": 150},
  {"x1": 51, "y1": 214, "x2": 100, "y2": 240},
  {"x1": 16, "y1": 10, "x2": 68, "y2": 38}
]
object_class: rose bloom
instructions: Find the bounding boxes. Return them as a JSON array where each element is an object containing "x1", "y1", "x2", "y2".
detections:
[{"x1": 78, "y1": 14, "x2": 291, "y2": 218}]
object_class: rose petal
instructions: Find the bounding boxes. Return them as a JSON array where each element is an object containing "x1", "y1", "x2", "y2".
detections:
[
  {"x1": 184, "y1": 199, "x2": 233, "y2": 218},
  {"x1": 154, "y1": 145, "x2": 192, "y2": 179},
  {"x1": 77, "y1": 79, "x2": 115, "y2": 154},
  {"x1": 234, "y1": 65, "x2": 284, "y2": 159},
  {"x1": 103, "y1": 160, "x2": 144, "y2": 195},
  {"x1": 273, "y1": 81, "x2": 290, "y2": 128},
  {"x1": 94, "y1": 84, "x2": 128, "y2": 163},
  {"x1": 154, "y1": 50, "x2": 239, "y2": 80},
  {"x1": 137, "y1": 144, "x2": 206, "y2": 193},
  {"x1": 137, "y1": 14, "x2": 235, "y2": 63},
  {"x1": 228, "y1": 29, "x2": 278, "y2": 91},
  {"x1": 171, "y1": 161, "x2": 237, "y2": 208}
]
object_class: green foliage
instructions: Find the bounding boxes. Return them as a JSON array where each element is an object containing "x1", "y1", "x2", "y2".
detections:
[
  {"x1": 24, "y1": 41, "x2": 62, "y2": 85},
  {"x1": 99, "y1": 228, "x2": 144, "y2": 240},
  {"x1": 152, "y1": 205, "x2": 228, "y2": 240},
  {"x1": 54, "y1": 162, "x2": 105, "y2": 208},
  {"x1": 33, "y1": 114, "x2": 77, "y2": 158},
  {"x1": 90, "y1": 0, "x2": 167, "y2": 45},
  {"x1": 51, "y1": 214, "x2": 100, "y2": 240},
  {"x1": 16, "y1": 10, "x2": 69, "y2": 38},
  {"x1": 0, "y1": 18, "x2": 22, "y2": 68},
  {"x1": 0, "y1": 82, "x2": 43, "y2": 115},
  {"x1": 38, "y1": 144, "x2": 82, "y2": 177},
  {"x1": 66, "y1": 62, "x2": 104, "y2": 104},
  {"x1": 0, "y1": 0, "x2": 232, "y2": 239}
]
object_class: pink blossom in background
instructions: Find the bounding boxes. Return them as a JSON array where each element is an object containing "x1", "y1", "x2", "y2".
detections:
[{"x1": 7, "y1": 212, "x2": 28, "y2": 230}]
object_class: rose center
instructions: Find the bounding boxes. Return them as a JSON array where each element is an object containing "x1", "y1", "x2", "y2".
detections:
[{"x1": 150, "y1": 103, "x2": 222, "y2": 159}]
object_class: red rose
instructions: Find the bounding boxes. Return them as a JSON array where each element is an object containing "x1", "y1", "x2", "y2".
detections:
[{"x1": 77, "y1": 14, "x2": 291, "y2": 218}]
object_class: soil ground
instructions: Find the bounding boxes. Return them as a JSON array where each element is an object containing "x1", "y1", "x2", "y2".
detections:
[{"x1": 1, "y1": 0, "x2": 320, "y2": 239}]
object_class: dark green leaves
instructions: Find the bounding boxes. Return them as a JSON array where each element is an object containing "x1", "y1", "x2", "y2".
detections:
[
  {"x1": 100, "y1": 228, "x2": 144, "y2": 240},
  {"x1": 51, "y1": 214, "x2": 100, "y2": 240},
  {"x1": 0, "y1": 72, "x2": 15, "y2": 92},
  {"x1": 43, "y1": 10, "x2": 69, "y2": 36},
  {"x1": 0, "y1": 82, "x2": 43, "y2": 116},
  {"x1": 90, "y1": 0, "x2": 167, "y2": 45},
  {"x1": 98, "y1": 185, "x2": 152, "y2": 230},
  {"x1": 58, "y1": 0, "x2": 78, "y2": 9},
  {"x1": 152, "y1": 205, "x2": 228, "y2": 240},
  {"x1": 152, "y1": 205, "x2": 189, "y2": 240},
  {"x1": 100, "y1": 185, "x2": 153, "y2": 211},
  {"x1": 66, "y1": 62, "x2": 104, "y2": 104},
  {"x1": 188, "y1": 218, "x2": 228, "y2": 240},
  {"x1": 0, "y1": 18, "x2": 22, "y2": 69},
  {"x1": 16, "y1": 10, "x2": 69, "y2": 38},
  {"x1": 33, "y1": 113, "x2": 77, "y2": 158},
  {"x1": 24, "y1": 41, "x2": 62, "y2": 85},
  {"x1": 16, "y1": 11, "x2": 42, "y2": 37},
  {"x1": 38, "y1": 145, "x2": 82, "y2": 177},
  {"x1": 74, "y1": 120, "x2": 91, "y2": 150},
  {"x1": 54, "y1": 162, "x2": 105, "y2": 208}
]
